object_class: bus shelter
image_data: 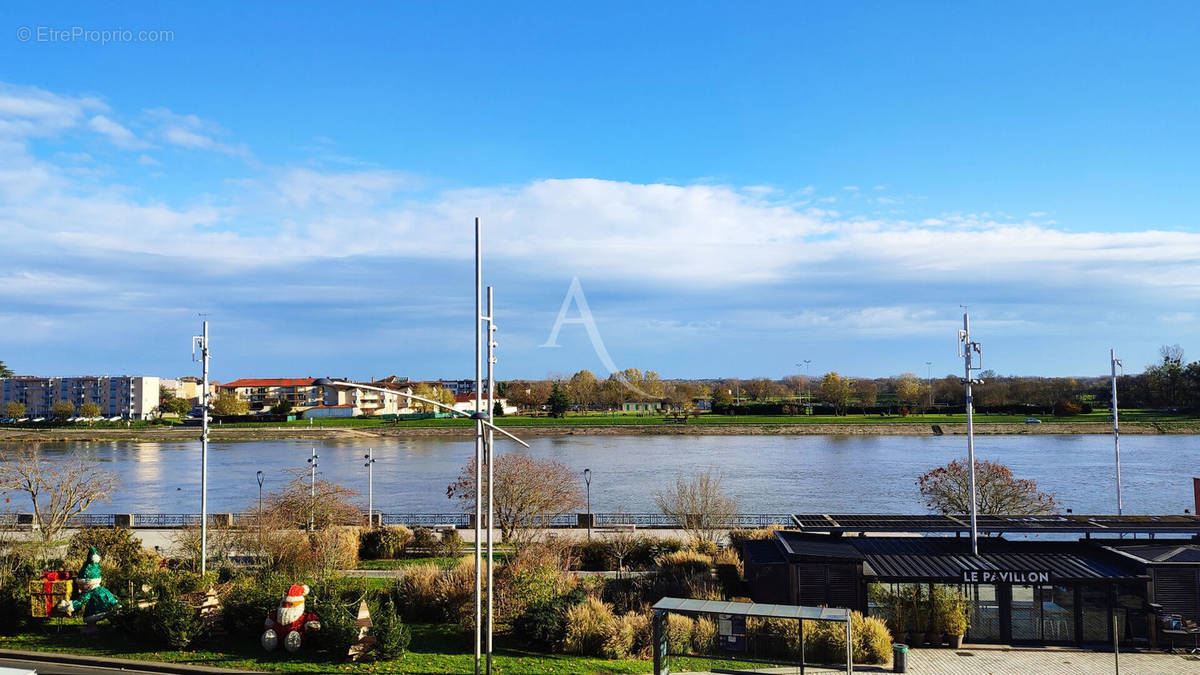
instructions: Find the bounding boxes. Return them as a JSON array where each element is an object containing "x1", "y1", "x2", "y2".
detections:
[{"x1": 651, "y1": 597, "x2": 852, "y2": 674}]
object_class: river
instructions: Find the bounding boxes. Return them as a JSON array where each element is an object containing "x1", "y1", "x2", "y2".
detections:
[{"x1": 7, "y1": 434, "x2": 1196, "y2": 517}]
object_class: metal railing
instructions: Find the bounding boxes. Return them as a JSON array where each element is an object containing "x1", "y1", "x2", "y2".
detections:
[{"x1": 8, "y1": 511, "x2": 794, "y2": 530}]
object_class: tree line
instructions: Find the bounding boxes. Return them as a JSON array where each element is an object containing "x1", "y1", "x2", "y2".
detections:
[{"x1": 502, "y1": 344, "x2": 1200, "y2": 414}]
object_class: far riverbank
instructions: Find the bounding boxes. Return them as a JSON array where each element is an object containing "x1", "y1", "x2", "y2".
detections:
[{"x1": 2, "y1": 420, "x2": 1199, "y2": 443}]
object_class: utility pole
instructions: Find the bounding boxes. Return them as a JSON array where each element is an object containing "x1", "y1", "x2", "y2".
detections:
[
  {"x1": 583, "y1": 468, "x2": 592, "y2": 541},
  {"x1": 1111, "y1": 349, "x2": 1124, "y2": 515},
  {"x1": 473, "y1": 217, "x2": 484, "y2": 675},
  {"x1": 485, "y1": 285, "x2": 499, "y2": 674},
  {"x1": 958, "y1": 311, "x2": 983, "y2": 556},
  {"x1": 256, "y1": 470, "x2": 264, "y2": 551},
  {"x1": 307, "y1": 447, "x2": 318, "y2": 531},
  {"x1": 192, "y1": 320, "x2": 210, "y2": 575},
  {"x1": 926, "y1": 361, "x2": 933, "y2": 409},
  {"x1": 364, "y1": 448, "x2": 375, "y2": 525}
]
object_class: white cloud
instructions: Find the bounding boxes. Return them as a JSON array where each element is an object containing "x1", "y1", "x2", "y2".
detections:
[
  {"x1": 88, "y1": 114, "x2": 150, "y2": 149},
  {"x1": 0, "y1": 83, "x2": 106, "y2": 138},
  {"x1": 146, "y1": 107, "x2": 252, "y2": 158},
  {"x1": 137, "y1": 154, "x2": 160, "y2": 166}
]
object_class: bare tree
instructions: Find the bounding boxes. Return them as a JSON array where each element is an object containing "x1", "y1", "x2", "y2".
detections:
[
  {"x1": 446, "y1": 454, "x2": 584, "y2": 550},
  {"x1": 917, "y1": 459, "x2": 1058, "y2": 515},
  {"x1": 654, "y1": 469, "x2": 739, "y2": 544},
  {"x1": 267, "y1": 473, "x2": 361, "y2": 531},
  {"x1": 0, "y1": 447, "x2": 115, "y2": 544}
]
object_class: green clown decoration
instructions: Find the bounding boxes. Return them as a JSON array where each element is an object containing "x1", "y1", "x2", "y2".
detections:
[{"x1": 56, "y1": 546, "x2": 120, "y2": 623}]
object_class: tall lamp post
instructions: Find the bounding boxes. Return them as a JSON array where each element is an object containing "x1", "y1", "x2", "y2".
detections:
[
  {"x1": 255, "y1": 470, "x2": 264, "y2": 546},
  {"x1": 191, "y1": 321, "x2": 210, "y2": 575},
  {"x1": 958, "y1": 312, "x2": 983, "y2": 556},
  {"x1": 926, "y1": 361, "x2": 933, "y2": 410},
  {"x1": 307, "y1": 448, "x2": 318, "y2": 531},
  {"x1": 364, "y1": 448, "x2": 375, "y2": 526},
  {"x1": 1110, "y1": 349, "x2": 1124, "y2": 515},
  {"x1": 797, "y1": 360, "x2": 812, "y2": 406},
  {"x1": 583, "y1": 468, "x2": 592, "y2": 541}
]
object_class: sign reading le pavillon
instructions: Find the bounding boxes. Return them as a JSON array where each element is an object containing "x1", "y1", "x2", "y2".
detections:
[{"x1": 960, "y1": 570, "x2": 1052, "y2": 584}]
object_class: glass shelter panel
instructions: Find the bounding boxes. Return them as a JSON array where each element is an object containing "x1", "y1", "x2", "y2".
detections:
[
  {"x1": 1080, "y1": 585, "x2": 1110, "y2": 643},
  {"x1": 966, "y1": 584, "x2": 1001, "y2": 642}
]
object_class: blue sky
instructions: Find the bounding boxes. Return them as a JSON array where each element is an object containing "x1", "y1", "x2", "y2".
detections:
[{"x1": 1, "y1": 2, "x2": 1199, "y2": 381}]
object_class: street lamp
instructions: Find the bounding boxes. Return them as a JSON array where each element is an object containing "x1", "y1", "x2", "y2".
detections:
[
  {"x1": 307, "y1": 448, "x2": 318, "y2": 531},
  {"x1": 191, "y1": 320, "x2": 210, "y2": 575},
  {"x1": 926, "y1": 361, "x2": 933, "y2": 410},
  {"x1": 364, "y1": 448, "x2": 376, "y2": 526},
  {"x1": 583, "y1": 468, "x2": 592, "y2": 541},
  {"x1": 255, "y1": 470, "x2": 264, "y2": 546}
]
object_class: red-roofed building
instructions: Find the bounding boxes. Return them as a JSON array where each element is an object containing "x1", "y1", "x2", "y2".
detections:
[{"x1": 219, "y1": 378, "x2": 321, "y2": 410}]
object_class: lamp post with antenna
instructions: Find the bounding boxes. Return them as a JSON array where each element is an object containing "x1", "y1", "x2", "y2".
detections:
[
  {"x1": 1111, "y1": 349, "x2": 1124, "y2": 515},
  {"x1": 307, "y1": 448, "x2": 318, "y2": 531},
  {"x1": 958, "y1": 310, "x2": 983, "y2": 556},
  {"x1": 312, "y1": 218, "x2": 528, "y2": 675},
  {"x1": 364, "y1": 448, "x2": 376, "y2": 526},
  {"x1": 191, "y1": 320, "x2": 210, "y2": 575}
]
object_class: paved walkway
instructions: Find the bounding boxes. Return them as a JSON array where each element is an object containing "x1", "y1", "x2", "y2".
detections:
[{"x1": 680, "y1": 648, "x2": 1200, "y2": 674}]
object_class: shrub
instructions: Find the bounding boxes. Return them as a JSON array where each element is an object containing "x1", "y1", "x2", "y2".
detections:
[
  {"x1": 372, "y1": 596, "x2": 412, "y2": 659},
  {"x1": 222, "y1": 573, "x2": 286, "y2": 638},
  {"x1": 1053, "y1": 400, "x2": 1083, "y2": 417},
  {"x1": 309, "y1": 527, "x2": 360, "y2": 577},
  {"x1": 602, "y1": 611, "x2": 651, "y2": 659},
  {"x1": 577, "y1": 539, "x2": 614, "y2": 571},
  {"x1": 146, "y1": 589, "x2": 205, "y2": 649},
  {"x1": 395, "y1": 563, "x2": 442, "y2": 621},
  {"x1": 666, "y1": 613, "x2": 693, "y2": 654},
  {"x1": 437, "y1": 529, "x2": 464, "y2": 558},
  {"x1": 311, "y1": 599, "x2": 360, "y2": 658},
  {"x1": 692, "y1": 615, "x2": 717, "y2": 654},
  {"x1": 563, "y1": 597, "x2": 616, "y2": 656},
  {"x1": 410, "y1": 527, "x2": 438, "y2": 554},
  {"x1": 727, "y1": 524, "x2": 783, "y2": 558},
  {"x1": 512, "y1": 586, "x2": 586, "y2": 650},
  {"x1": 359, "y1": 526, "x2": 412, "y2": 559},
  {"x1": 855, "y1": 613, "x2": 893, "y2": 664},
  {"x1": 68, "y1": 527, "x2": 156, "y2": 571},
  {"x1": 747, "y1": 616, "x2": 802, "y2": 658},
  {"x1": 0, "y1": 576, "x2": 33, "y2": 635},
  {"x1": 436, "y1": 557, "x2": 475, "y2": 625},
  {"x1": 690, "y1": 539, "x2": 718, "y2": 556},
  {"x1": 802, "y1": 611, "x2": 892, "y2": 665},
  {"x1": 656, "y1": 550, "x2": 712, "y2": 577},
  {"x1": 498, "y1": 543, "x2": 574, "y2": 623}
]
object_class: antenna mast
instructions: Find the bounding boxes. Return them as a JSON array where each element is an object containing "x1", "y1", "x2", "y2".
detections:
[
  {"x1": 1111, "y1": 349, "x2": 1124, "y2": 515},
  {"x1": 958, "y1": 310, "x2": 983, "y2": 555}
]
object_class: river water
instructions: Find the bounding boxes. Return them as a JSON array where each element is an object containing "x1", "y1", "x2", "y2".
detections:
[{"x1": 8, "y1": 434, "x2": 1196, "y2": 517}]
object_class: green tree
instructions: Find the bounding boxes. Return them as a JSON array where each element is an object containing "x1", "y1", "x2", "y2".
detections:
[
  {"x1": 268, "y1": 399, "x2": 294, "y2": 415},
  {"x1": 855, "y1": 379, "x2": 878, "y2": 412},
  {"x1": 162, "y1": 397, "x2": 190, "y2": 416},
  {"x1": 0, "y1": 360, "x2": 12, "y2": 377},
  {"x1": 51, "y1": 400, "x2": 75, "y2": 421},
  {"x1": 894, "y1": 373, "x2": 922, "y2": 412},
  {"x1": 710, "y1": 386, "x2": 733, "y2": 410},
  {"x1": 3, "y1": 401, "x2": 25, "y2": 419},
  {"x1": 547, "y1": 382, "x2": 571, "y2": 418},
  {"x1": 211, "y1": 393, "x2": 249, "y2": 416},
  {"x1": 819, "y1": 372, "x2": 852, "y2": 415},
  {"x1": 1145, "y1": 344, "x2": 1187, "y2": 408},
  {"x1": 79, "y1": 402, "x2": 102, "y2": 419},
  {"x1": 568, "y1": 370, "x2": 599, "y2": 409}
]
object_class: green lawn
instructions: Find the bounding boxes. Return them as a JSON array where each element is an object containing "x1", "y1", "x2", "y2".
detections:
[
  {"x1": 0, "y1": 622, "x2": 792, "y2": 674},
  {"x1": 264, "y1": 409, "x2": 1200, "y2": 429}
]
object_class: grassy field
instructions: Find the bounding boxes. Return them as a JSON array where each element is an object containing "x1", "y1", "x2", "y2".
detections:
[
  {"x1": 207, "y1": 409, "x2": 1198, "y2": 429},
  {"x1": 357, "y1": 554, "x2": 505, "y2": 571},
  {"x1": 0, "y1": 622, "x2": 796, "y2": 674}
]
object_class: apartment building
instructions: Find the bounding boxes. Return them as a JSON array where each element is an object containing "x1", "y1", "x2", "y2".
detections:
[
  {"x1": 219, "y1": 378, "x2": 323, "y2": 410},
  {"x1": 160, "y1": 376, "x2": 213, "y2": 404},
  {"x1": 0, "y1": 375, "x2": 160, "y2": 419}
]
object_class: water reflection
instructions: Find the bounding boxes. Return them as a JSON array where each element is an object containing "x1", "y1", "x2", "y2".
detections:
[{"x1": 3, "y1": 434, "x2": 1196, "y2": 515}]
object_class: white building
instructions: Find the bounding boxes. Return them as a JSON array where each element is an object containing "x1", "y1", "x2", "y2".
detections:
[{"x1": 0, "y1": 375, "x2": 160, "y2": 419}]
